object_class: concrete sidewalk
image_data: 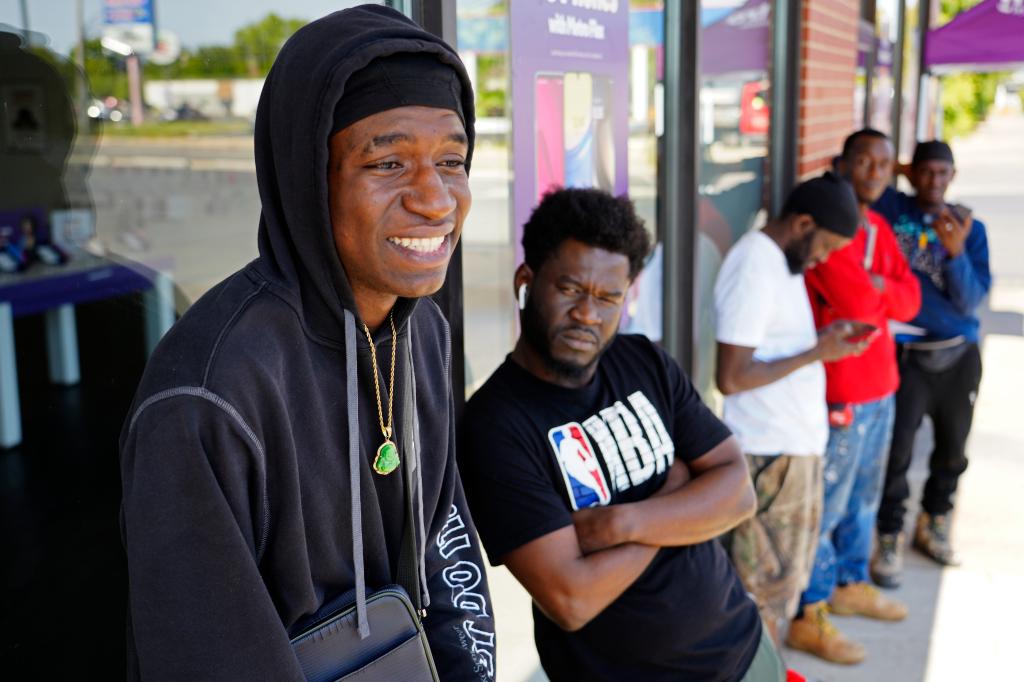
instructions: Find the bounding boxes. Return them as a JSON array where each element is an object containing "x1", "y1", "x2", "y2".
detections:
[
  {"x1": 787, "y1": 111, "x2": 1024, "y2": 682},
  {"x1": 488, "y1": 113, "x2": 1024, "y2": 682}
]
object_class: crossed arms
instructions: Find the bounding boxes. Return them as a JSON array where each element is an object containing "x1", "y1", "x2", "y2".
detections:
[{"x1": 500, "y1": 436, "x2": 754, "y2": 631}]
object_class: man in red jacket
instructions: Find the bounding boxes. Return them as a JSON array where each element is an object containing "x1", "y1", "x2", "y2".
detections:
[{"x1": 787, "y1": 129, "x2": 921, "y2": 665}]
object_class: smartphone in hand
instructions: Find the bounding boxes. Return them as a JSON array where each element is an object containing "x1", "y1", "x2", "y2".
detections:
[
  {"x1": 948, "y1": 203, "x2": 972, "y2": 224},
  {"x1": 844, "y1": 321, "x2": 880, "y2": 344}
]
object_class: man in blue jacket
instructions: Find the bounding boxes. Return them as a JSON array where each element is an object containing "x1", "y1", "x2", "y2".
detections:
[{"x1": 870, "y1": 140, "x2": 991, "y2": 587}]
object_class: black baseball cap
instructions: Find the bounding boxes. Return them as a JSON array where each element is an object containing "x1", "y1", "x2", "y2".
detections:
[
  {"x1": 912, "y1": 140, "x2": 955, "y2": 166},
  {"x1": 781, "y1": 172, "x2": 860, "y2": 238}
]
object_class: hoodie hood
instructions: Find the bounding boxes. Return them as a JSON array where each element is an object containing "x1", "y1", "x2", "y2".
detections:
[{"x1": 253, "y1": 5, "x2": 475, "y2": 340}]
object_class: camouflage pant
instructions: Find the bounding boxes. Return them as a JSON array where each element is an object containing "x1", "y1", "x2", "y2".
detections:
[{"x1": 728, "y1": 454, "x2": 823, "y2": 634}]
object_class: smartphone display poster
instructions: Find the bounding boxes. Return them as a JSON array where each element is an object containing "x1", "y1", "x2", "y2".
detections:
[{"x1": 510, "y1": 0, "x2": 630, "y2": 263}]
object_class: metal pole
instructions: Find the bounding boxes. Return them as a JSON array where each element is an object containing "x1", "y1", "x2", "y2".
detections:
[
  {"x1": 0, "y1": 302, "x2": 22, "y2": 449},
  {"x1": 18, "y1": 0, "x2": 30, "y2": 45},
  {"x1": 127, "y1": 54, "x2": 145, "y2": 126},
  {"x1": 770, "y1": 0, "x2": 800, "y2": 206},
  {"x1": 914, "y1": 0, "x2": 932, "y2": 140},
  {"x1": 75, "y1": 0, "x2": 89, "y2": 132},
  {"x1": 890, "y1": 0, "x2": 907, "y2": 156},
  {"x1": 662, "y1": 1, "x2": 700, "y2": 372}
]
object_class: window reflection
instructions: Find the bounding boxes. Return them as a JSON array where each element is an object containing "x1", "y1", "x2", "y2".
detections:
[
  {"x1": 872, "y1": 0, "x2": 900, "y2": 133},
  {"x1": 456, "y1": 0, "x2": 665, "y2": 393},
  {"x1": 898, "y1": 0, "x2": 920, "y2": 158},
  {"x1": 693, "y1": 0, "x2": 772, "y2": 403},
  {"x1": 0, "y1": 3, "x2": 377, "y2": 672}
]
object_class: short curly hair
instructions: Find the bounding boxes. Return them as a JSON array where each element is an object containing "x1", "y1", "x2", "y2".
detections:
[
  {"x1": 522, "y1": 187, "x2": 651, "y2": 279},
  {"x1": 841, "y1": 127, "x2": 889, "y2": 161}
]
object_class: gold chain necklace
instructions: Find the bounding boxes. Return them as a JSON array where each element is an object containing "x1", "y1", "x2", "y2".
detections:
[{"x1": 362, "y1": 311, "x2": 400, "y2": 475}]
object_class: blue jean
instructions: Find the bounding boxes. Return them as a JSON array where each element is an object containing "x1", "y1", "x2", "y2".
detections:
[{"x1": 800, "y1": 394, "x2": 895, "y2": 607}]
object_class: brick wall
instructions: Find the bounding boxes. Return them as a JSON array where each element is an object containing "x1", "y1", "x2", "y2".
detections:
[{"x1": 797, "y1": 0, "x2": 860, "y2": 179}]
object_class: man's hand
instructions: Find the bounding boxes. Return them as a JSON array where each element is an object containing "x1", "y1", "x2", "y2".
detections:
[
  {"x1": 502, "y1": 526, "x2": 659, "y2": 632},
  {"x1": 572, "y1": 506, "x2": 620, "y2": 556},
  {"x1": 816, "y1": 320, "x2": 870, "y2": 362},
  {"x1": 935, "y1": 205, "x2": 972, "y2": 258},
  {"x1": 573, "y1": 459, "x2": 692, "y2": 555},
  {"x1": 653, "y1": 458, "x2": 691, "y2": 498}
]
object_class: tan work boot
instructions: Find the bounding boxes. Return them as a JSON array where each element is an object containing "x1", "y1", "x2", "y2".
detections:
[
  {"x1": 871, "y1": 532, "x2": 904, "y2": 588},
  {"x1": 914, "y1": 512, "x2": 962, "y2": 566},
  {"x1": 830, "y1": 582, "x2": 908, "y2": 621},
  {"x1": 786, "y1": 601, "x2": 866, "y2": 665}
]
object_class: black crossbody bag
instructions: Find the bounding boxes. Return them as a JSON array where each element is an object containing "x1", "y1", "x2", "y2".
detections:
[
  {"x1": 288, "y1": 502, "x2": 437, "y2": 681},
  {"x1": 288, "y1": 311, "x2": 439, "y2": 682}
]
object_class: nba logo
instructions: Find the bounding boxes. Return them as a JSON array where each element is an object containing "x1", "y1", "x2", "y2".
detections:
[{"x1": 548, "y1": 422, "x2": 612, "y2": 510}]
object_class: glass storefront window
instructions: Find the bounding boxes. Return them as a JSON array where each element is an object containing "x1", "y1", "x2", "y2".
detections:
[
  {"x1": 456, "y1": 5, "x2": 665, "y2": 680},
  {"x1": 620, "y1": 0, "x2": 665, "y2": 343},
  {"x1": 455, "y1": 0, "x2": 514, "y2": 394},
  {"x1": 693, "y1": 0, "x2": 773, "y2": 404},
  {"x1": 0, "y1": 0, "x2": 378, "y2": 671},
  {"x1": 872, "y1": 0, "x2": 900, "y2": 133},
  {"x1": 458, "y1": 0, "x2": 665, "y2": 393},
  {"x1": 898, "y1": 0, "x2": 921, "y2": 158}
]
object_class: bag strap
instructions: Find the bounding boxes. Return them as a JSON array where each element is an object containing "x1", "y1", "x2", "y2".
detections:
[
  {"x1": 396, "y1": 449, "x2": 423, "y2": 615},
  {"x1": 343, "y1": 310, "x2": 370, "y2": 639},
  {"x1": 396, "y1": 317, "x2": 426, "y2": 616},
  {"x1": 344, "y1": 309, "x2": 425, "y2": 639},
  {"x1": 863, "y1": 217, "x2": 878, "y2": 271}
]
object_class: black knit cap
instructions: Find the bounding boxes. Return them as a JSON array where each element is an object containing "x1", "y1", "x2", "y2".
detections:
[
  {"x1": 331, "y1": 52, "x2": 464, "y2": 136},
  {"x1": 782, "y1": 171, "x2": 860, "y2": 238},
  {"x1": 912, "y1": 140, "x2": 955, "y2": 166}
]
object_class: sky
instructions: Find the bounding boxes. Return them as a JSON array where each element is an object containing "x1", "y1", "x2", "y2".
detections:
[
  {"x1": 0, "y1": 0, "x2": 373, "y2": 55},
  {"x1": 0, "y1": 0, "x2": 750, "y2": 57}
]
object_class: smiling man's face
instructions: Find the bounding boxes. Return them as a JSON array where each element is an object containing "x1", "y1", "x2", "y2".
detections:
[
  {"x1": 328, "y1": 105, "x2": 470, "y2": 325},
  {"x1": 840, "y1": 135, "x2": 893, "y2": 206}
]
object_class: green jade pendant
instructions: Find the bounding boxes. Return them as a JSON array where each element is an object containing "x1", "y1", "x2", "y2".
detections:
[{"x1": 373, "y1": 439, "x2": 400, "y2": 475}]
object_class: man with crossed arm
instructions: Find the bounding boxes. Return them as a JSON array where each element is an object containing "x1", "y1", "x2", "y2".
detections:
[{"x1": 460, "y1": 187, "x2": 783, "y2": 682}]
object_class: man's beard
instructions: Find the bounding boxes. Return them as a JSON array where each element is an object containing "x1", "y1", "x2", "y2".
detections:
[
  {"x1": 521, "y1": 296, "x2": 608, "y2": 383},
  {"x1": 784, "y1": 232, "x2": 814, "y2": 274}
]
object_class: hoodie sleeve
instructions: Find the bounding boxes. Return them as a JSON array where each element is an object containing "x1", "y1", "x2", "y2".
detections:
[
  {"x1": 875, "y1": 219, "x2": 922, "y2": 322},
  {"x1": 805, "y1": 236, "x2": 887, "y2": 321},
  {"x1": 421, "y1": 392, "x2": 497, "y2": 682},
  {"x1": 121, "y1": 393, "x2": 305, "y2": 682},
  {"x1": 943, "y1": 218, "x2": 991, "y2": 316}
]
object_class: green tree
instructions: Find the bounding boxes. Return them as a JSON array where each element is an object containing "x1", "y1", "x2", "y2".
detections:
[
  {"x1": 476, "y1": 54, "x2": 507, "y2": 117},
  {"x1": 144, "y1": 45, "x2": 246, "y2": 80},
  {"x1": 233, "y1": 13, "x2": 306, "y2": 77},
  {"x1": 103, "y1": 12, "x2": 306, "y2": 83},
  {"x1": 80, "y1": 37, "x2": 129, "y2": 101},
  {"x1": 937, "y1": 0, "x2": 1006, "y2": 138}
]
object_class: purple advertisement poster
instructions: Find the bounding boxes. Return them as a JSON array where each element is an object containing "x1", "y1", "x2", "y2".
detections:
[{"x1": 510, "y1": 0, "x2": 631, "y2": 264}]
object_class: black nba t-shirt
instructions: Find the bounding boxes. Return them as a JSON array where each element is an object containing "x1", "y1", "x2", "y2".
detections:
[{"x1": 460, "y1": 334, "x2": 762, "y2": 682}]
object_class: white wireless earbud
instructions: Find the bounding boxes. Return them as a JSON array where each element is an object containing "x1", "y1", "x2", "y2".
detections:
[{"x1": 517, "y1": 283, "x2": 528, "y2": 311}]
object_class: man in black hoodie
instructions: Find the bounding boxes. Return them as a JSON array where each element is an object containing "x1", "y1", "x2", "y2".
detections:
[{"x1": 119, "y1": 7, "x2": 494, "y2": 681}]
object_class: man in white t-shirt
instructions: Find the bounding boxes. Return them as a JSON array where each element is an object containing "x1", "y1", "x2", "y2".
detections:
[{"x1": 714, "y1": 173, "x2": 869, "y2": 645}]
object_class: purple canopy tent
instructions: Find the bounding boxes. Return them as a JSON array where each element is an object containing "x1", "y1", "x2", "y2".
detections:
[
  {"x1": 925, "y1": 0, "x2": 1024, "y2": 72},
  {"x1": 702, "y1": 0, "x2": 770, "y2": 77}
]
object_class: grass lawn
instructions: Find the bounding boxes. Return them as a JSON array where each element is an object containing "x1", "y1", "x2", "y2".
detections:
[{"x1": 101, "y1": 119, "x2": 253, "y2": 138}]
